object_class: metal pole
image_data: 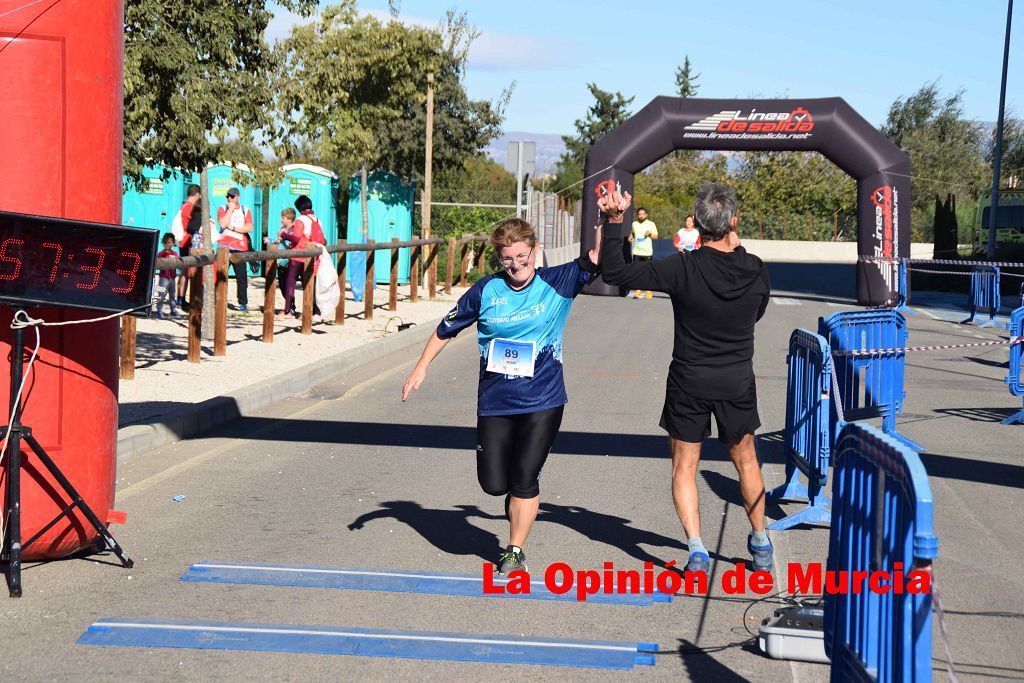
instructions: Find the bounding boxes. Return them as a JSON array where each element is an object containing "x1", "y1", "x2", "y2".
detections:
[
  {"x1": 988, "y1": 0, "x2": 1014, "y2": 259},
  {"x1": 4, "y1": 319, "x2": 25, "y2": 596},
  {"x1": 515, "y1": 142, "x2": 524, "y2": 218}
]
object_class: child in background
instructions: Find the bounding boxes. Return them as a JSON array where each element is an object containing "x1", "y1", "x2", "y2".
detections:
[
  {"x1": 276, "y1": 208, "x2": 303, "y2": 319},
  {"x1": 154, "y1": 233, "x2": 182, "y2": 319}
]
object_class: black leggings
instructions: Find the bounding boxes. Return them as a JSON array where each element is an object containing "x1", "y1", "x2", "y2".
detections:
[{"x1": 476, "y1": 405, "x2": 564, "y2": 499}]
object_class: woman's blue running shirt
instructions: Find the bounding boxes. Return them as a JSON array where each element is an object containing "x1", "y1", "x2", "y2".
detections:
[{"x1": 436, "y1": 260, "x2": 593, "y2": 416}]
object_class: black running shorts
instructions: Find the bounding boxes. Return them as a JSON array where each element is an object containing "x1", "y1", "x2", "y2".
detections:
[
  {"x1": 476, "y1": 405, "x2": 564, "y2": 499},
  {"x1": 660, "y1": 378, "x2": 760, "y2": 445}
]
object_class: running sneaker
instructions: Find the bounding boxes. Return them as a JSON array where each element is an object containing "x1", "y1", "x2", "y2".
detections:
[
  {"x1": 684, "y1": 551, "x2": 710, "y2": 574},
  {"x1": 748, "y1": 533, "x2": 774, "y2": 572},
  {"x1": 645, "y1": 290, "x2": 653, "y2": 299},
  {"x1": 239, "y1": 304, "x2": 249, "y2": 312},
  {"x1": 497, "y1": 545, "x2": 527, "y2": 575}
]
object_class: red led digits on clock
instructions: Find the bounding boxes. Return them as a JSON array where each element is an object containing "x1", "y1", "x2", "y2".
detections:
[
  {"x1": 41, "y1": 241, "x2": 63, "y2": 284},
  {"x1": 76, "y1": 247, "x2": 106, "y2": 290},
  {"x1": 110, "y1": 250, "x2": 141, "y2": 294},
  {"x1": 0, "y1": 237, "x2": 24, "y2": 281}
]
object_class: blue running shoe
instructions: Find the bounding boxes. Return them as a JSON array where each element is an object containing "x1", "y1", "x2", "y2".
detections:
[
  {"x1": 684, "y1": 551, "x2": 710, "y2": 574},
  {"x1": 748, "y1": 533, "x2": 774, "y2": 572},
  {"x1": 239, "y1": 304, "x2": 249, "y2": 312}
]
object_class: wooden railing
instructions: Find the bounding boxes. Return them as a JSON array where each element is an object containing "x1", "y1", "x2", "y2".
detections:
[{"x1": 120, "y1": 234, "x2": 489, "y2": 379}]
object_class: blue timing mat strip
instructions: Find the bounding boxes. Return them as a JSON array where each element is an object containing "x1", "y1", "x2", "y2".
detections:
[
  {"x1": 180, "y1": 561, "x2": 672, "y2": 606},
  {"x1": 78, "y1": 618, "x2": 659, "y2": 670}
]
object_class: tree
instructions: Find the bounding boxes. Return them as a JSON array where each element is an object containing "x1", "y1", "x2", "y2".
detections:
[
  {"x1": 989, "y1": 115, "x2": 1024, "y2": 188},
  {"x1": 881, "y1": 81, "x2": 989, "y2": 238},
  {"x1": 123, "y1": 0, "x2": 317, "y2": 186},
  {"x1": 675, "y1": 54, "x2": 700, "y2": 98},
  {"x1": 551, "y1": 84, "x2": 634, "y2": 200},
  {"x1": 272, "y1": 5, "x2": 506, "y2": 236}
]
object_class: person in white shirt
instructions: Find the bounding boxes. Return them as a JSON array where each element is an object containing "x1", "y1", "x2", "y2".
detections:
[{"x1": 675, "y1": 213, "x2": 702, "y2": 253}]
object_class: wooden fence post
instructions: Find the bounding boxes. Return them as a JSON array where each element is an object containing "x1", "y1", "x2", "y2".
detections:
[
  {"x1": 445, "y1": 236, "x2": 455, "y2": 295},
  {"x1": 364, "y1": 241, "x2": 375, "y2": 320},
  {"x1": 474, "y1": 238, "x2": 486, "y2": 273},
  {"x1": 119, "y1": 316, "x2": 136, "y2": 380},
  {"x1": 410, "y1": 235, "x2": 420, "y2": 304},
  {"x1": 389, "y1": 237, "x2": 399, "y2": 312},
  {"x1": 833, "y1": 211, "x2": 839, "y2": 241},
  {"x1": 262, "y1": 245, "x2": 278, "y2": 343},
  {"x1": 428, "y1": 240, "x2": 437, "y2": 299},
  {"x1": 301, "y1": 256, "x2": 315, "y2": 335},
  {"x1": 335, "y1": 240, "x2": 347, "y2": 326},
  {"x1": 214, "y1": 248, "x2": 229, "y2": 356},
  {"x1": 187, "y1": 253, "x2": 205, "y2": 363},
  {"x1": 459, "y1": 240, "x2": 469, "y2": 287}
]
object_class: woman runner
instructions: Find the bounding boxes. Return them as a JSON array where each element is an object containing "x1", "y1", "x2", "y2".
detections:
[{"x1": 402, "y1": 218, "x2": 602, "y2": 574}]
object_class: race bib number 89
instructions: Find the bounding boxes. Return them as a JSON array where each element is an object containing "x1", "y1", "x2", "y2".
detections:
[{"x1": 486, "y1": 338, "x2": 536, "y2": 378}]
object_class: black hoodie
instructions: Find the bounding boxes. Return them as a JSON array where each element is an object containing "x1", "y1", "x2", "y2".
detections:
[{"x1": 601, "y1": 224, "x2": 771, "y2": 400}]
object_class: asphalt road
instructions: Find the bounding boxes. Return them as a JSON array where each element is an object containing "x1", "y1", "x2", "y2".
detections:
[{"x1": 2, "y1": 263, "x2": 1022, "y2": 681}]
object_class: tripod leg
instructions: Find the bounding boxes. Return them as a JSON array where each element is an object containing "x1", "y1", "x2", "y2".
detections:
[
  {"x1": 3, "y1": 428, "x2": 24, "y2": 597},
  {"x1": 22, "y1": 433, "x2": 133, "y2": 569}
]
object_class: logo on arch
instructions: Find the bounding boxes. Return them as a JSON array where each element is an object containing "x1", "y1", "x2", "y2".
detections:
[{"x1": 684, "y1": 107, "x2": 815, "y2": 136}]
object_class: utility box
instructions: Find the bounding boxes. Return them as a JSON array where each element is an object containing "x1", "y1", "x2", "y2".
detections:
[
  {"x1": 121, "y1": 165, "x2": 199, "y2": 234},
  {"x1": 207, "y1": 163, "x2": 263, "y2": 252},
  {"x1": 347, "y1": 171, "x2": 415, "y2": 297},
  {"x1": 267, "y1": 164, "x2": 339, "y2": 251}
]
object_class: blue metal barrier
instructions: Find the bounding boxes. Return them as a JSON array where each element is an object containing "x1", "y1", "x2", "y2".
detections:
[
  {"x1": 894, "y1": 259, "x2": 914, "y2": 314},
  {"x1": 824, "y1": 422, "x2": 938, "y2": 683},
  {"x1": 1002, "y1": 306, "x2": 1024, "y2": 425},
  {"x1": 818, "y1": 310, "x2": 922, "y2": 451},
  {"x1": 767, "y1": 329, "x2": 833, "y2": 530},
  {"x1": 962, "y1": 265, "x2": 1007, "y2": 329}
]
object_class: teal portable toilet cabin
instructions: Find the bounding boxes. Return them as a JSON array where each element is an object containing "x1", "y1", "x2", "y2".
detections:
[
  {"x1": 347, "y1": 171, "x2": 415, "y2": 299},
  {"x1": 206, "y1": 163, "x2": 263, "y2": 252},
  {"x1": 266, "y1": 164, "x2": 340, "y2": 251},
  {"x1": 122, "y1": 164, "x2": 199, "y2": 233}
]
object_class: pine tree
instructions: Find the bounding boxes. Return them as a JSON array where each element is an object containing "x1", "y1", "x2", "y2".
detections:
[{"x1": 675, "y1": 54, "x2": 700, "y2": 98}]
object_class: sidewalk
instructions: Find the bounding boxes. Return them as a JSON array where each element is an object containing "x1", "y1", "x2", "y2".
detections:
[{"x1": 118, "y1": 275, "x2": 468, "y2": 459}]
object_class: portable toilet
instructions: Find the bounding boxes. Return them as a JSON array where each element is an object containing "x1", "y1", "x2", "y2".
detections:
[
  {"x1": 347, "y1": 171, "x2": 415, "y2": 299},
  {"x1": 267, "y1": 163, "x2": 340, "y2": 251},
  {"x1": 121, "y1": 164, "x2": 199, "y2": 233},
  {"x1": 206, "y1": 162, "x2": 264, "y2": 252}
]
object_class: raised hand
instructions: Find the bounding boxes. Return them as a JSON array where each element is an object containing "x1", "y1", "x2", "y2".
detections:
[{"x1": 597, "y1": 190, "x2": 632, "y2": 224}]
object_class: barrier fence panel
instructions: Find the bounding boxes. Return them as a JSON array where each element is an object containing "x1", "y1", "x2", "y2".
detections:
[
  {"x1": 962, "y1": 265, "x2": 1006, "y2": 329},
  {"x1": 767, "y1": 329, "x2": 833, "y2": 530},
  {"x1": 894, "y1": 260, "x2": 913, "y2": 314},
  {"x1": 824, "y1": 423, "x2": 938, "y2": 683},
  {"x1": 818, "y1": 310, "x2": 923, "y2": 452},
  {"x1": 1002, "y1": 306, "x2": 1024, "y2": 425}
]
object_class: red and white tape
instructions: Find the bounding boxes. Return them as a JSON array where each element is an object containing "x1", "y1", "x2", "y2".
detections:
[{"x1": 859, "y1": 256, "x2": 1024, "y2": 269}]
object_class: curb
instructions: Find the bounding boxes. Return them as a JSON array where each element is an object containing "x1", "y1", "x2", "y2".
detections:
[{"x1": 116, "y1": 318, "x2": 441, "y2": 462}]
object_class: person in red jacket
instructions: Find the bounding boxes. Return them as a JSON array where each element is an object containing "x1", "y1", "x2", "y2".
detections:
[
  {"x1": 171, "y1": 183, "x2": 202, "y2": 306},
  {"x1": 153, "y1": 233, "x2": 183, "y2": 318},
  {"x1": 217, "y1": 186, "x2": 255, "y2": 311},
  {"x1": 277, "y1": 195, "x2": 326, "y2": 319}
]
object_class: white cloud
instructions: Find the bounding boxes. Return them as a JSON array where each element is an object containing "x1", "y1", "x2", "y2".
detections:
[{"x1": 267, "y1": 7, "x2": 572, "y2": 70}]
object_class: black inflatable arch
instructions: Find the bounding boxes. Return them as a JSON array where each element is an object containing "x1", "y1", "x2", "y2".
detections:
[{"x1": 580, "y1": 97, "x2": 909, "y2": 305}]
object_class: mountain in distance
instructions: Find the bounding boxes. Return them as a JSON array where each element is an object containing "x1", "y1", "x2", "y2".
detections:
[{"x1": 484, "y1": 131, "x2": 567, "y2": 176}]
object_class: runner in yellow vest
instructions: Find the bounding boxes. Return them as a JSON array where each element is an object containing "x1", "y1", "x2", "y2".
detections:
[{"x1": 630, "y1": 207, "x2": 657, "y2": 299}]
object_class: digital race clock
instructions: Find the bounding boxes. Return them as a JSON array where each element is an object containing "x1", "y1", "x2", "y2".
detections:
[{"x1": 0, "y1": 211, "x2": 159, "y2": 314}]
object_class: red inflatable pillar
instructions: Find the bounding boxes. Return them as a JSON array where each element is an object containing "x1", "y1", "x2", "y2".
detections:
[{"x1": 0, "y1": 1, "x2": 125, "y2": 559}]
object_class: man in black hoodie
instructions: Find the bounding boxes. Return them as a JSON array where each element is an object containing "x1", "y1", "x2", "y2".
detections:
[{"x1": 599, "y1": 182, "x2": 773, "y2": 575}]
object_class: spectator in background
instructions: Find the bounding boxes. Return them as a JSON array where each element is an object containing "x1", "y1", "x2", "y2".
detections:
[
  {"x1": 171, "y1": 183, "x2": 202, "y2": 307},
  {"x1": 153, "y1": 233, "x2": 182, "y2": 319},
  {"x1": 629, "y1": 207, "x2": 657, "y2": 299},
  {"x1": 674, "y1": 213, "x2": 701, "y2": 253},
  {"x1": 291, "y1": 194, "x2": 327, "y2": 321},
  {"x1": 217, "y1": 186, "x2": 254, "y2": 311},
  {"x1": 276, "y1": 208, "x2": 303, "y2": 319}
]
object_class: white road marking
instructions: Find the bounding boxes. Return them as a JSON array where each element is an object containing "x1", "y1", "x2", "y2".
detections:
[{"x1": 772, "y1": 298, "x2": 802, "y2": 306}]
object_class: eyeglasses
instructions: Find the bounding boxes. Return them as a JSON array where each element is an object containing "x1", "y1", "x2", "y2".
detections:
[{"x1": 499, "y1": 249, "x2": 533, "y2": 267}]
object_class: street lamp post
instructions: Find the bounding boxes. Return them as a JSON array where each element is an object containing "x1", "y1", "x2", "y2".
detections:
[{"x1": 987, "y1": 0, "x2": 1014, "y2": 259}]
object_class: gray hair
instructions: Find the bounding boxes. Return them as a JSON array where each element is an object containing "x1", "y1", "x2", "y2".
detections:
[{"x1": 694, "y1": 182, "x2": 737, "y2": 242}]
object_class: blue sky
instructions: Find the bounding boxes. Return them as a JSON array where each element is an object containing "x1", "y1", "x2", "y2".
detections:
[{"x1": 269, "y1": 0, "x2": 1022, "y2": 135}]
